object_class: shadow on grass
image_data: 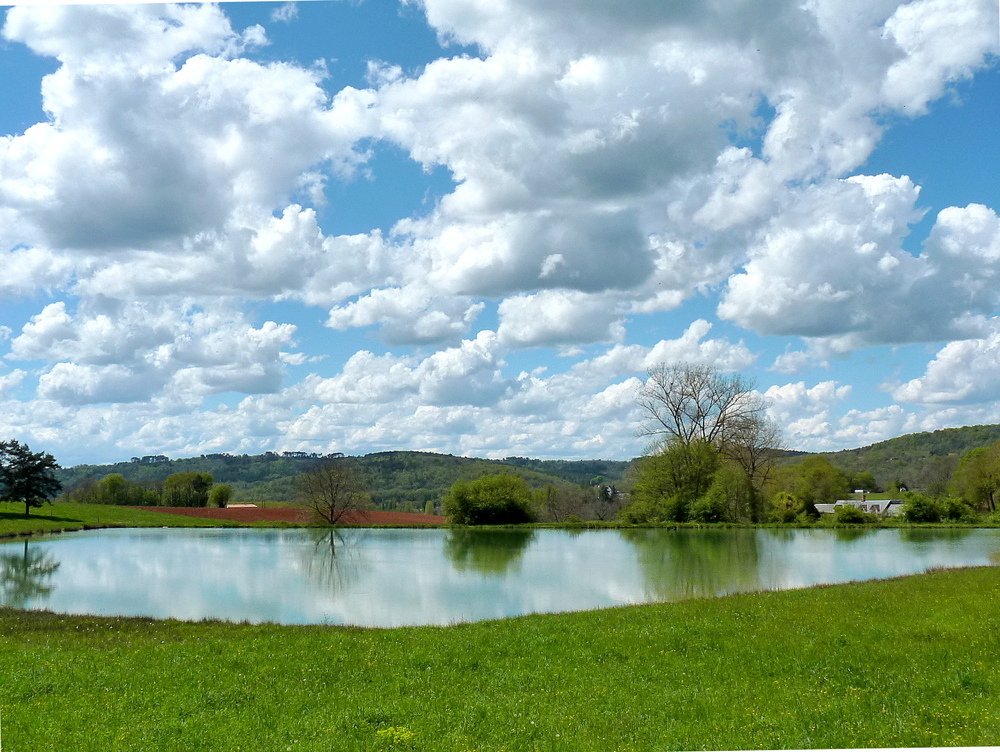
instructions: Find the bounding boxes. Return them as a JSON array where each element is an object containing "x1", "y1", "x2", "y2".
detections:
[{"x1": 0, "y1": 511, "x2": 84, "y2": 524}]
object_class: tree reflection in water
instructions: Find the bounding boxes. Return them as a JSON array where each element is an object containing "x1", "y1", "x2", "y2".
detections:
[
  {"x1": 303, "y1": 528, "x2": 367, "y2": 593},
  {"x1": 899, "y1": 527, "x2": 972, "y2": 545},
  {"x1": 620, "y1": 528, "x2": 762, "y2": 600},
  {"x1": 0, "y1": 540, "x2": 60, "y2": 608},
  {"x1": 831, "y1": 527, "x2": 878, "y2": 544},
  {"x1": 444, "y1": 528, "x2": 535, "y2": 575}
]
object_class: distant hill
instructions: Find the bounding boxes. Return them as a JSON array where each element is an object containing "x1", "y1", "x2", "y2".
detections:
[
  {"x1": 796, "y1": 423, "x2": 1000, "y2": 493},
  {"x1": 60, "y1": 423, "x2": 1000, "y2": 505},
  {"x1": 55, "y1": 450, "x2": 630, "y2": 509}
]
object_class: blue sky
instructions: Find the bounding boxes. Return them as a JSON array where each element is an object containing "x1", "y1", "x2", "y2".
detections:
[{"x1": 0, "y1": 0, "x2": 998, "y2": 466}]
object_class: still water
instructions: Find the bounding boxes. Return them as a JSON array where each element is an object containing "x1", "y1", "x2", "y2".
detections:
[{"x1": 1, "y1": 527, "x2": 998, "y2": 627}]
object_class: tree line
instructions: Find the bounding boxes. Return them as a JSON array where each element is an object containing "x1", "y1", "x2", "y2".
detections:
[{"x1": 60, "y1": 471, "x2": 234, "y2": 508}]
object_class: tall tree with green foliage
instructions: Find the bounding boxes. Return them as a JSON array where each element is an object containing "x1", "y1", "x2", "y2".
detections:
[
  {"x1": 443, "y1": 474, "x2": 536, "y2": 525},
  {"x1": 850, "y1": 471, "x2": 879, "y2": 492},
  {"x1": 67, "y1": 473, "x2": 160, "y2": 505},
  {"x1": 780, "y1": 456, "x2": 852, "y2": 516},
  {"x1": 950, "y1": 441, "x2": 1000, "y2": 512},
  {"x1": 0, "y1": 440, "x2": 62, "y2": 516},
  {"x1": 700, "y1": 461, "x2": 759, "y2": 523},
  {"x1": 208, "y1": 484, "x2": 234, "y2": 508},
  {"x1": 163, "y1": 472, "x2": 214, "y2": 507},
  {"x1": 622, "y1": 439, "x2": 720, "y2": 523}
]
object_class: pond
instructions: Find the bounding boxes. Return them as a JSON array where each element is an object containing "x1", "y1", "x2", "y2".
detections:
[{"x1": 1, "y1": 527, "x2": 998, "y2": 627}]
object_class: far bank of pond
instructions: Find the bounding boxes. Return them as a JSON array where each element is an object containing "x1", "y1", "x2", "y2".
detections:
[{"x1": 2, "y1": 526, "x2": 999, "y2": 626}]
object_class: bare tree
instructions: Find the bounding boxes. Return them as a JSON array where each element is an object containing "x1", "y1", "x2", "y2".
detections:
[
  {"x1": 638, "y1": 365, "x2": 757, "y2": 444},
  {"x1": 637, "y1": 364, "x2": 781, "y2": 492},
  {"x1": 296, "y1": 460, "x2": 370, "y2": 525},
  {"x1": 722, "y1": 409, "x2": 783, "y2": 493}
]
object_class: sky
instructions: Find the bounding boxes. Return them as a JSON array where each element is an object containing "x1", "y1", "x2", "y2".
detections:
[{"x1": 0, "y1": 0, "x2": 998, "y2": 467}]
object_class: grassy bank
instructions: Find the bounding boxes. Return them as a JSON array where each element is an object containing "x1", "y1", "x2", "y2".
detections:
[
  {"x1": 2, "y1": 566, "x2": 1000, "y2": 751},
  {"x1": 0, "y1": 502, "x2": 237, "y2": 538}
]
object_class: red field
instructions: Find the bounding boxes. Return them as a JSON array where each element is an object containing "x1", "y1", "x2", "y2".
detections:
[{"x1": 132, "y1": 506, "x2": 447, "y2": 526}]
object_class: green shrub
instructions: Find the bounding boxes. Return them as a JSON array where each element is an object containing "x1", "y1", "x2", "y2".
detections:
[
  {"x1": 766, "y1": 491, "x2": 801, "y2": 523},
  {"x1": 901, "y1": 493, "x2": 941, "y2": 523},
  {"x1": 939, "y1": 497, "x2": 976, "y2": 523},
  {"x1": 702, "y1": 463, "x2": 759, "y2": 522},
  {"x1": 442, "y1": 474, "x2": 536, "y2": 525},
  {"x1": 617, "y1": 498, "x2": 658, "y2": 524},
  {"x1": 689, "y1": 495, "x2": 725, "y2": 523},
  {"x1": 617, "y1": 494, "x2": 687, "y2": 523},
  {"x1": 832, "y1": 504, "x2": 874, "y2": 524},
  {"x1": 769, "y1": 508, "x2": 797, "y2": 523},
  {"x1": 794, "y1": 511, "x2": 815, "y2": 525},
  {"x1": 627, "y1": 441, "x2": 718, "y2": 522}
]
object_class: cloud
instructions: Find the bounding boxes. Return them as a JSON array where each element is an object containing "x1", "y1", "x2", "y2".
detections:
[
  {"x1": 0, "y1": 247, "x2": 79, "y2": 298},
  {"x1": 38, "y1": 362, "x2": 157, "y2": 405},
  {"x1": 1, "y1": 5, "x2": 371, "y2": 253},
  {"x1": 881, "y1": 0, "x2": 1000, "y2": 114},
  {"x1": 271, "y1": 3, "x2": 299, "y2": 24},
  {"x1": 358, "y1": 0, "x2": 999, "y2": 345},
  {"x1": 764, "y1": 380, "x2": 854, "y2": 446},
  {"x1": 10, "y1": 300, "x2": 298, "y2": 406},
  {"x1": 326, "y1": 287, "x2": 484, "y2": 345},
  {"x1": 497, "y1": 290, "x2": 625, "y2": 348},
  {"x1": 312, "y1": 330, "x2": 512, "y2": 408},
  {"x1": 719, "y1": 177, "x2": 1000, "y2": 349},
  {"x1": 2, "y1": 4, "x2": 246, "y2": 67},
  {"x1": 893, "y1": 320, "x2": 1000, "y2": 404},
  {"x1": 644, "y1": 319, "x2": 755, "y2": 371},
  {"x1": 0, "y1": 369, "x2": 26, "y2": 396}
]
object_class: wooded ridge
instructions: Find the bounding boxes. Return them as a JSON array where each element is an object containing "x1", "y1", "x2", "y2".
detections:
[
  {"x1": 53, "y1": 422, "x2": 1000, "y2": 506},
  {"x1": 55, "y1": 451, "x2": 630, "y2": 508}
]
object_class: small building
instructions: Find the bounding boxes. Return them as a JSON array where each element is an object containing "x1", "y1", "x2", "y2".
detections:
[{"x1": 815, "y1": 499, "x2": 906, "y2": 516}]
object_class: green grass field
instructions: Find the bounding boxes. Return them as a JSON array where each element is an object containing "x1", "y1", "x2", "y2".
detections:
[
  {"x1": 2, "y1": 566, "x2": 999, "y2": 751},
  {"x1": 0, "y1": 502, "x2": 237, "y2": 538}
]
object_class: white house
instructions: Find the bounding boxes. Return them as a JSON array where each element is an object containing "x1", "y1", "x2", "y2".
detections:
[{"x1": 815, "y1": 499, "x2": 906, "y2": 516}]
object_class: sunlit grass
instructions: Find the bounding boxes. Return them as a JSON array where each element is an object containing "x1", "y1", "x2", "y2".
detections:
[
  {"x1": 0, "y1": 502, "x2": 236, "y2": 538},
  {"x1": 1, "y1": 566, "x2": 999, "y2": 750}
]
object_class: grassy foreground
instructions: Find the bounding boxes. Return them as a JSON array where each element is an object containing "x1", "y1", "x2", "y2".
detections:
[
  {"x1": 2, "y1": 567, "x2": 1000, "y2": 751},
  {"x1": 0, "y1": 502, "x2": 238, "y2": 538}
]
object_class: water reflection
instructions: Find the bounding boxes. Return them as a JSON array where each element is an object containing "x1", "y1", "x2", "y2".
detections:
[
  {"x1": 303, "y1": 528, "x2": 365, "y2": 593},
  {"x1": 621, "y1": 529, "x2": 762, "y2": 599},
  {"x1": 0, "y1": 540, "x2": 60, "y2": 608},
  {"x1": 831, "y1": 527, "x2": 878, "y2": 543},
  {"x1": 444, "y1": 528, "x2": 535, "y2": 575},
  {"x1": 0, "y1": 527, "x2": 998, "y2": 626},
  {"x1": 899, "y1": 528, "x2": 972, "y2": 545}
]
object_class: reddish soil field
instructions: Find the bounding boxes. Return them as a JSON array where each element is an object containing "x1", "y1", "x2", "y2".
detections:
[{"x1": 132, "y1": 506, "x2": 447, "y2": 526}]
